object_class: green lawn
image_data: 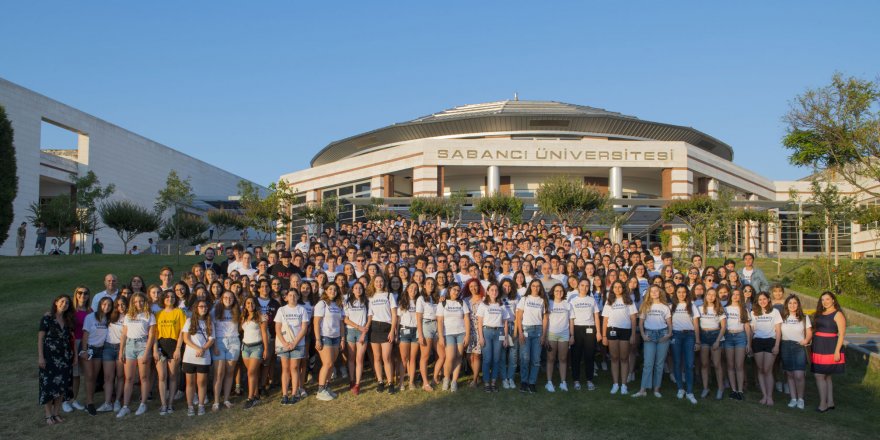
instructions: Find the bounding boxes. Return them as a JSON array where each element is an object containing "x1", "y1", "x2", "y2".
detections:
[{"x1": 2, "y1": 255, "x2": 880, "y2": 439}]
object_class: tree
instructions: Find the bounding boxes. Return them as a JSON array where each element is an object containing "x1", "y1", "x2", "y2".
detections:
[
  {"x1": 237, "y1": 180, "x2": 299, "y2": 244},
  {"x1": 298, "y1": 196, "x2": 338, "y2": 233},
  {"x1": 783, "y1": 73, "x2": 880, "y2": 197},
  {"x1": 155, "y1": 170, "x2": 196, "y2": 260},
  {"x1": 71, "y1": 171, "x2": 115, "y2": 253},
  {"x1": 535, "y1": 176, "x2": 611, "y2": 226},
  {"x1": 363, "y1": 198, "x2": 397, "y2": 222},
  {"x1": 159, "y1": 211, "x2": 209, "y2": 246},
  {"x1": 0, "y1": 105, "x2": 16, "y2": 248},
  {"x1": 475, "y1": 192, "x2": 524, "y2": 224},
  {"x1": 661, "y1": 194, "x2": 731, "y2": 257},
  {"x1": 795, "y1": 178, "x2": 858, "y2": 288},
  {"x1": 732, "y1": 208, "x2": 773, "y2": 254},
  {"x1": 27, "y1": 195, "x2": 78, "y2": 249},
  {"x1": 99, "y1": 200, "x2": 160, "y2": 253},
  {"x1": 206, "y1": 208, "x2": 244, "y2": 241}
]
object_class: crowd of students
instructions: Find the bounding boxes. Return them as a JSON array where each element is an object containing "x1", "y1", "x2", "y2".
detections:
[{"x1": 37, "y1": 219, "x2": 848, "y2": 425}]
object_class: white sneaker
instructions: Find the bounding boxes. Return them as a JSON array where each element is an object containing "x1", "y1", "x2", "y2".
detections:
[
  {"x1": 187, "y1": 406, "x2": 195, "y2": 417},
  {"x1": 113, "y1": 401, "x2": 121, "y2": 412},
  {"x1": 797, "y1": 399, "x2": 805, "y2": 409},
  {"x1": 450, "y1": 381, "x2": 458, "y2": 392},
  {"x1": 96, "y1": 402, "x2": 113, "y2": 412},
  {"x1": 174, "y1": 390, "x2": 184, "y2": 400},
  {"x1": 686, "y1": 393, "x2": 698, "y2": 404},
  {"x1": 654, "y1": 391, "x2": 663, "y2": 398},
  {"x1": 442, "y1": 378, "x2": 450, "y2": 391},
  {"x1": 701, "y1": 389, "x2": 710, "y2": 398},
  {"x1": 587, "y1": 382, "x2": 596, "y2": 391},
  {"x1": 716, "y1": 389, "x2": 724, "y2": 400},
  {"x1": 70, "y1": 400, "x2": 85, "y2": 411},
  {"x1": 610, "y1": 384, "x2": 619, "y2": 395},
  {"x1": 669, "y1": 373, "x2": 677, "y2": 384},
  {"x1": 787, "y1": 399, "x2": 798, "y2": 408},
  {"x1": 601, "y1": 361, "x2": 608, "y2": 371},
  {"x1": 677, "y1": 389, "x2": 685, "y2": 399},
  {"x1": 135, "y1": 403, "x2": 147, "y2": 416},
  {"x1": 627, "y1": 372, "x2": 635, "y2": 383},
  {"x1": 775, "y1": 381, "x2": 783, "y2": 393},
  {"x1": 159, "y1": 406, "x2": 167, "y2": 416},
  {"x1": 631, "y1": 390, "x2": 647, "y2": 398},
  {"x1": 116, "y1": 406, "x2": 130, "y2": 418},
  {"x1": 298, "y1": 388, "x2": 307, "y2": 398},
  {"x1": 545, "y1": 382, "x2": 556, "y2": 393},
  {"x1": 573, "y1": 381, "x2": 581, "y2": 391},
  {"x1": 559, "y1": 382, "x2": 568, "y2": 392},
  {"x1": 62, "y1": 401, "x2": 73, "y2": 413},
  {"x1": 316, "y1": 389, "x2": 334, "y2": 401},
  {"x1": 197, "y1": 405, "x2": 205, "y2": 416},
  {"x1": 620, "y1": 385, "x2": 629, "y2": 395}
]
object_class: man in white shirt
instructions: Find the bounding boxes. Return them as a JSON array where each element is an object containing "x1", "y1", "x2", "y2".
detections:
[
  {"x1": 294, "y1": 234, "x2": 310, "y2": 254},
  {"x1": 91, "y1": 274, "x2": 119, "y2": 311},
  {"x1": 226, "y1": 244, "x2": 248, "y2": 275}
]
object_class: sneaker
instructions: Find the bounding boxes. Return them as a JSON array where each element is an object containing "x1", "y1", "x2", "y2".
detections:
[
  {"x1": 559, "y1": 382, "x2": 569, "y2": 392},
  {"x1": 187, "y1": 406, "x2": 195, "y2": 417},
  {"x1": 701, "y1": 389, "x2": 710, "y2": 399},
  {"x1": 729, "y1": 390, "x2": 737, "y2": 400},
  {"x1": 159, "y1": 406, "x2": 167, "y2": 416},
  {"x1": 528, "y1": 384, "x2": 536, "y2": 394},
  {"x1": 166, "y1": 405, "x2": 174, "y2": 414},
  {"x1": 116, "y1": 406, "x2": 130, "y2": 418},
  {"x1": 243, "y1": 399, "x2": 254, "y2": 410},
  {"x1": 280, "y1": 395, "x2": 289, "y2": 405},
  {"x1": 775, "y1": 381, "x2": 783, "y2": 393},
  {"x1": 224, "y1": 400, "x2": 234, "y2": 409},
  {"x1": 788, "y1": 399, "x2": 798, "y2": 408},
  {"x1": 783, "y1": 383, "x2": 790, "y2": 394},
  {"x1": 669, "y1": 373, "x2": 677, "y2": 384},
  {"x1": 316, "y1": 389, "x2": 334, "y2": 401},
  {"x1": 716, "y1": 389, "x2": 724, "y2": 400},
  {"x1": 388, "y1": 384, "x2": 398, "y2": 394},
  {"x1": 492, "y1": 384, "x2": 499, "y2": 393},
  {"x1": 450, "y1": 382, "x2": 458, "y2": 393},
  {"x1": 573, "y1": 381, "x2": 581, "y2": 391},
  {"x1": 620, "y1": 385, "x2": 629, "y2": 395},
  {"x1": 797, "y1": 399, "x2": 805, "y2": 410},
  {"x1": 677, "y1": 389, "x2": 685, "y2": 399},
  {"x1": 627, "y1": 372, "x2": 635, "y2": 383},
  {"x1": 86, "y1": 404, "x2": 97, "y2": 416},
  {"x1": 632, "y1": 390, "x2": 647, "y2": 398},
  {"x1": 353, "y1": 384, "x2": 360, "y2": 396},
  {"x1": 135, "y1": 403, "x2": 147, "y2": 416},
  {"x1": 601, "y1": 361, "x2": 608, "y2": 371},
  {"x1": 736, "y1": 391, "x2": 744, "y2": 401},
  {"x1": 113, "y1": 401, "x2": 121, "y2": 412},
  {"x1": 587, "y1": 382, "x2": 596, "y2": 391},
  {"x1": 686, "y1": 393, "x2": 698, "y2": 405},
  {"x1": 545, "y1": 382, "x2": 556, "y2": 393},
  {"x1": 610, "y1": 384, "x2": 619, "y2": 395},
  {"x1": 71, "y1": 400, "x2": 85, "y2": 411},
  {"x1": 442, "y1": 378, "x2": 450, "y2": 391},
  {"x1": 378, "y1": 382, "x2": 386, "y2": 393},
  {"x1": 197, "y1": 405, "x2": 205, "y2": 416},
  {"x1": 288, "y1": 396, "x2": 300, "y2": 405},
  {"x1": 62, "y1": 401, "x2": 73, "y2": 413},
  {"x1": 96, "y1": 402, "x2": 113, "y2": 413},
  {"x1": 298, "y1": 388, "x2": 307, "y2": 398},
  {"x1": 328, "y1": 387, "x2": 339, "y2": 398},
  {"x1": 211, "y1": 403, "x2": 219, "y2": 412},
  {"x1": 174, "y1": 390, "x2": 184, "y2": 401},
  {"x1": 519, "y1": 382, "x2": 527, "y2": 393},
  {"x1": 654, "y1": 391, "x2": 663, "y2": 398}
]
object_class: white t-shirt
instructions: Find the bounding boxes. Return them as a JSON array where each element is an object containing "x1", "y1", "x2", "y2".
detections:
[
  {"x1": 548, "y1": 300, "x2": 573, "y2": 337},
  {"x1": 182, "y1": 318, "x2": 213, "y2": 365},
  {"x1": 750, "y1": 309, "x2": 783, "y2": 339},
  {"x1": 415, "y1": 296, "x2": 437, "y2": 320},
  {"x1": 397, "y1": 300, "x2": 419, "y2": 328},
  {"x1": 437, "y1": 299, "x2": 469, "y2": 335},
  {"x1": 343, "y1": 299, "x2": 368, "y2": 328},
  {"x1": 274, "y1": 304, "x2": 309, "y2": 348},
  {"x1": 641, "y1": 303, "x2": 671, "y2": 331},
  {"x1": 517, "y1": 296, "x2": 546, "y2": 326},
  {"x1": 314, "y1": 300, "x2": 345, "y2": 338},
  {"x1": 107, "y1": 320, "x2": 124, "y2": 344},
  {"x1": 122, "y1": 313, "x2": 155, "y2": 340},
  {"x1": 671, "y1": 303, "x2": 701, "y2": 331},
  {"x1": 83, "y1": 313, "x2": 109, "y2": 346},
  {"x1": 601, "y1": 298, "x2": 638, "y2": 329},
  {"x1": 699, "y1": 306, "x2": 726, "y2": 331},
  {"x1": 212, "y1": 309, "x2": 239, "y2": 338},
  {"x1": 781, "y1": 314, "x2": 811, "y2": 341},
  {"x1": 476, "y1": 302, "x2": 508, "y2": 328},
  {"x1": 367, "y1": 292, "x2": 397, "y2": 324},
  {"x1": 568, "y1": 295, "x2": 599, "y2": 326},
  {"x1": 724, "y1": 305, "x2": 748, "y2": 332},
  {"x1": 91, "y1": 290, "x2": 118, "y2": 312},
  {"x1": 241, "y1": 315, "x2": 266, "y2": 345}
]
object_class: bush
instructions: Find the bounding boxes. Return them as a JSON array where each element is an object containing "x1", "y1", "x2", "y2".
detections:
[
  {"x1": 0, "y1": 105, "x2": 16, "y2": 248},
  {"x1": 792, "y1": 257, "x2": 880, "y2": 306}
]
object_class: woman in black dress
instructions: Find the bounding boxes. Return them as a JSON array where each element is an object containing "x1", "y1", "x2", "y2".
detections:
[
  {"x1": 38, "y1": 294, "x2": 76, "y2": 425},
  {"x1": 811, "y1": 291, "x2": 846, "y2": 412}
]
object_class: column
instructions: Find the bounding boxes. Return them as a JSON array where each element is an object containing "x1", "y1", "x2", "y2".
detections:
[
  {"x1": 413, "y1": 166, "x2": 439, "y2": 197},
  {"x1": 487, "y1": 165, "x2": 500, "y2": 195},
  {"x1": 609, "y1": 167, "x2": 622, "y2": 242},
  {"x1": 661, "y1": 168, "x2": 694, "y2": 252},
  {"x1": 707, "y1": 177, "x2": 719, "y2": 199},
  {"x1": 370, "y1": 175, "x2": 384, "y2": 199}
]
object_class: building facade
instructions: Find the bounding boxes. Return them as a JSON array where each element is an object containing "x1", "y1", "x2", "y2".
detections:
[{"x1": 0, "y1": 78, "x2": 261, "y2": 255}]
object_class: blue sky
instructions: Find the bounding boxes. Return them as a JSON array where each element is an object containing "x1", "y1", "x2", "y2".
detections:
[{"x1": 2, "y1": 0, "x2": 878, "y2": 186}]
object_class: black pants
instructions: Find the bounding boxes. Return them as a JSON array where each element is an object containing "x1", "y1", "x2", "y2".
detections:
[{"x1": 571, "y1": 325, "x2": 597, "y2": 381}]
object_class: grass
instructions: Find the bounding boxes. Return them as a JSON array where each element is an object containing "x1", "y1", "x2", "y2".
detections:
[{"x1": 2, "y1": 254, "x2": 880, "y2": 439}]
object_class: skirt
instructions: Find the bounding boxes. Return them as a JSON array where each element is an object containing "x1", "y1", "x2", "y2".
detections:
[{"x1": 810, "y1": 332, "x2": 845, "y2": 375}]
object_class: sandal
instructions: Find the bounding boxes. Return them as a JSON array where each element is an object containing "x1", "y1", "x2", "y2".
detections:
[{"x1": 45, "y1": 416, "x2": 56, "y2": 425}]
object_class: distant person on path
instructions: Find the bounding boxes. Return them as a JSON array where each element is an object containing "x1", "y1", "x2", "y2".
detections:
[
  {"x1": 92, "y1": 238, "x2": 103, "y2": 254},
  {"x1": 148, "y1": 238, "x2": 158, "y2": 255},
  {"x1": 38, "y1": 294, "x2": 75, "y2": 425},
  {"x1": 738, "y1": 253, "x2": 769, "y2": 294},
  {"x1": 16, "y1": 222, "x2": 26, "y2": 256},
  {"x1": 35, "y1": 222, "x2": 47, "y2": 254},
  {"x1": 208, "y1": 226, "x2": 214, "y2": 241},
  {"x1": 812, "y1": 291, "x2": 847, "y2": 413}
]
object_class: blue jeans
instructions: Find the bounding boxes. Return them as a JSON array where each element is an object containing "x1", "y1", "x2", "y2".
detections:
[
  {"x1": 481, "y1": 327, "x2": 503, "y2": 382},
  {"x1": 502, "y1": 328, "x2": 519, "y2": 381},
  {"x1": 641, "y1": 329, "x2": 670, "y2": 390},
  {"x1": 519, "y1": 325, "x2": 543, "y2": 385},
  {"x1": 671, "y1": 330, "x2": 696, "y2": 393}
]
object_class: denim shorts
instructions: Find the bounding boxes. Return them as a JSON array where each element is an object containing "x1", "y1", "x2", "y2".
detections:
[
  {"x1": 700, "y1": 330, "x2": 721, "y2": 347},
  {"x1": 124, "y1": 338, "x2": 147, "y2": 360},
  {"x1": 86, "y1": 345, "x2": 104, "y2": 361},
  {"x1": 277, "y1": 344, "x2": 306, "y2": 359},
  {"x1": 321, "y1": 336, "x2": 341, "y2": 347},
  {"x1": 215, "y1": 337, "x2": 241, "y2": 361},
  {"x1": 422, "y1": 320, "x2": 438, "y2": 340},
  {"x1": 346, "y1": 327, "x2": 366, "y2": 344},
  {"x1": 780, "y1": 340, "x2": 807, "y2": 371},
  {"x1": 241, "y1": 342, "x2": 264, "y2": 359},
  {"x1": 399, "y1": 326, "x2": 418, "y2": 344},
  {"x1": 102, "y1": 342, "x2": 120, "y2": 361},
  {"x1": 724, "y1": 331, "x2": 747, "y2": 349},
  {"x1": 548, "y1": 332, "x2": 569, "y2": 342},
  {"x1": 445, "y1": 333, "x2": 465, "y2": 346}
]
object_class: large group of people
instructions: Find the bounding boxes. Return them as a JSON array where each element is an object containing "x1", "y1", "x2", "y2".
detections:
[{"x1": 37, "y1": 218, "x2": 848, "y2": 425}]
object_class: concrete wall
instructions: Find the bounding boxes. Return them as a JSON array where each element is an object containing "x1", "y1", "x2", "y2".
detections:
[{"x1": 0, "y1": 77, "x2": 262, "y2": 255}]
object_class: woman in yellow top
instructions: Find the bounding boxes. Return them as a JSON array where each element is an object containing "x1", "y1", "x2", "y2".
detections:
[{"x1": 154, "y1": 290, "x2": 186, "y2": 415}]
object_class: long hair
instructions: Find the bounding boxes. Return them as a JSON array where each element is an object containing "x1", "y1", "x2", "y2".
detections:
[
  {"x1": 499, "y1": 278, "x2": 518, "y2": 302},
  {"x1": 525, "y1": 279, "x2": 549, "y2": 307},
  {"x1": 72, "y1": 285, "x2": 91, "y2": 311},
  {"x1": 398, "y1": 282, "x2": 420, "y2": 313},
  {"x1": 189, "y1": 298, "x2": 213, "y2": 337},
  {"x1": 346, "y1": 282, "x2": 367, "y2": 309},
  {"x1": 366, "y1": 275, "x2": 387, "y2": 298},
  {"x1": 753, "y1": 292, "x2": 773, "y2": 316},
  {"x1": 127, "y1": 293, "x2": 150, "y2": 319},
  {"x1": 782, "y1": 294, "x2": 805, "y2": 322},
  {"x1": 638, "y1": 285, "x2": 667, "y2": 316},
  {"x1": 94, "y1": 297, "x2": 113, "y2": 323},
  {"x1": 50, "y1": 294, "x2": 75, "y2": 328},
  {"x1": 423, "y1": 277, "x2": 441, "y2": 304},
  {"x1": 701, "y1": 288, "x2": 723, "y2": 316},
  {"x1": 110, "y1": 296, "x2": 129, "y2": 324},
  {"x1": 214, "y1": 291, "x2": 241, "y2": 324},
  {"x1": 672, "y1": 284, "x2": 694, "y2": 317},
  {"x1": 320, "y1": 284, "x2": 343, "y2": 308},
  {"x1": 609, "y1": 280, "x2": 633, "y2": 306},
  {"x1": 728, "y1": 289, "x2": 750, "y2": 324},
  {"x1": 240, "y1": 296, "x2": 263, "y2": 328},
  {"x1": 463, "y1": 278, "x2": 485, "y2": 299},
  {"x1": 814, "y1": 291, "x2": 844, "y2": 319}
]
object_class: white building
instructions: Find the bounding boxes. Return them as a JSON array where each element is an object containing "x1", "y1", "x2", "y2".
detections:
[{"x1": 0, "y1": 77, "x2": 261, "y2": 255}]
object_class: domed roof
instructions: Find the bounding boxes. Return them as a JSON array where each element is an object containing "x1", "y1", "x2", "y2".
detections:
[{"x1": 310, "y1": 100, "x2": 733, "y2": 166}]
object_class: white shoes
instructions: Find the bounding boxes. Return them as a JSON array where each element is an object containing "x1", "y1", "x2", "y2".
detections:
[
  {"x1": 317, "y1": 389, "x2": 335, "y2": 401},
  {"x1": 716, "y1": 389, "x2": 724, "y2": 400},
  {"x1": 701, "y1": 389, "x2": 710, "y2": 398},
  {"x1": 654, "y1": 391, "x2": 663, "y2": 398},
  {"x1": 442, "y1": 378, "x2": 450, "y2": 391},
  {"x1": 70, "y1": 400, "x2": 85, "y2": 411},
  {"x1": 545, "y1": 382, "x2": 556, "y2": 393},
  {"x1": 686, "y1": 393, "x2": 698, "y2": 404},
  {"x1": 174, "y1": 390, "x2": 184, "y2": 401},
  {"x1": 587, "y1": 381, "x2": 596, "y2": 391},
  {"x1": 135, "y1": 403, "x2": 147, "y2": 416},
  {"x1": 116, "y1": 406, "x2": 130, "y2": 418},
  {"x1": 620, "y1": 385, "x2": 629, "y2": 395},
  {"x1": 197, "y1": 405, "x2": 205, "y2": 416},
  {"x1": 573, "y1": 381, "x2": 581, "y2": 391},
  {"x1": 677, "y1": 389, "x2": 685, "y2": 399},
  {"x1": 787, "y1": 399, "x2": 798, "y2": 408},
  {"x1": 775, "y1": 381, "x2": 783, "y2": 393},
  {"x1": 797, "y1": 399, "x2": 805, "y2": 410},
  {"x1": 62, "y1": 401, "x2": 73, "y2": 413},
  {"x1": 631, "y1": 390, "x2": 647, "y2": 398},
  {"x1": 96, "y1": 402, "x2": 113, "y2": 412},
  {"x1": 610, "y1": 384, "x2": 620, "y2": 395},
  {"x1": 559, "y1": 382, "x2": 568, "y2": 392}
]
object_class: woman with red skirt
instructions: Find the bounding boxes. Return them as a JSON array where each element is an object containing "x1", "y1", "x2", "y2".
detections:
[{"x1": 810, "y1": 291, "x2": 846, "y2": 413}]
